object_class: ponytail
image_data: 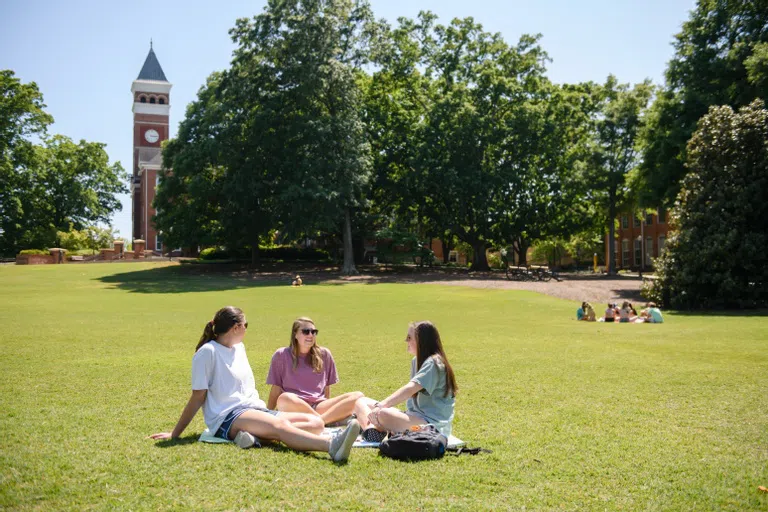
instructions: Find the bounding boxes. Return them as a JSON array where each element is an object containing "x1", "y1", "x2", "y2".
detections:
[
  {"x1": 195, "y1": 321, "x2": 216, "y2": 352},
  {"x1": 195, "y1": 306, "x2": 245, "y2": 352}
]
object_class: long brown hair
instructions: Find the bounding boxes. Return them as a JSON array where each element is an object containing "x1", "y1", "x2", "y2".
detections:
[
  {"x1": 195, "y1": 306, "x2": 245, "y2": 352},
  {"x1": 290, "y1": 317, "x2": 324, "y2": 373},
  {"x1": 413, "y1": 321, "x2": 458, "y2": 398}
]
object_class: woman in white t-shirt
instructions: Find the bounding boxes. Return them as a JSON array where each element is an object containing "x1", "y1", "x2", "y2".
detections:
[
  {"x1": 149, "y1": 306, "x2": 360, "y2": 462},
  {"x1": 353, "y1": 321, "x2": 458, "y2": 442}
]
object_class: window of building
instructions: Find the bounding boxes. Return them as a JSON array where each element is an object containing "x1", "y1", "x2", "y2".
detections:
[
  {"x1": 658, "y1": 208, "x2": 667, "y2": 224},
  {"x1": 645, "y1": 213, "x2": 654, "y2": 225},
  {"x1": 633, "y1": 215, "x2": 641, "y2": 228},
  {"x1": 448, "y1": 250, "x2": 458, "y2": 263},
  {"x1": 645, "y1": 236, "x2": 653, "y2": 265},
  {"x1": 621, "y1": 215, "x2": 628, "y2": 229},
  {"x1": 622, "y1": 239, "x2": 630, "y2": 268},
  {"x1": 140, "y1": 96, "x2": 146, "y2": 103},
  {"x1": 658, "y1": 235, "x2": 666, "y2": 254},
  {"x1": 159, "y1": 97, "x2": 165, "y2": 105},
  {"x1": 156, "y1": 235, "x2": 163, "y2": 252},
  {"x1": 149, "y1": 97, "x2": 156, "y2": 104},
  {"x1": 634, "y1": 238, "x2": 642, "y2": 267}
]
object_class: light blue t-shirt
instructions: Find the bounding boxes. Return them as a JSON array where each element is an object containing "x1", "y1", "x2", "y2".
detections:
[
  {"x1": 406, "y1": 356, "x2": 455, "y2": 436},
  {"x1": 576, "y1": 307, "x2": 585, "y2": 320},
  {"x1": 649, "y1": 307, "x2": 664, "y2": 323}
]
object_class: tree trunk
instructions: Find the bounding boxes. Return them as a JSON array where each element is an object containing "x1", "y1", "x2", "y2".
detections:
[
  {"x1": 470, "y1": 241, "x2": 489, "y2": 271},
  {"x1": 341, "y1": 208, "x2": 358, "y2": 275},
  {"x1": 250, "y1": 243, "x2": 260, "y2": 267},
  {"x1": 441, "y1": 239, "x2": 450, "y2": 264},
  {"x1": 516, "y1": 238, "x2": 529, "y2": 267},
  {"x1": 607, "y1": 189, "x2": 617, "y2": 275}
]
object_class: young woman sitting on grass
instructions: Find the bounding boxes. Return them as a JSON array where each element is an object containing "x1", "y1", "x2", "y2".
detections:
[
  {"x1": 266, "y1": 317, "x2": 364, "y2": 426},
  {"x1": 353, "y1": 321, "x2": 457, "y2": 443},
  {"x1": 149, "y1": 306, "x2": 360, "y2": 462}
]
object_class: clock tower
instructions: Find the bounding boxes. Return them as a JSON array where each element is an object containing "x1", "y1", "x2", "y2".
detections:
[{"x1": 131, "y1": 42, "x2": 171, "y2": 253}]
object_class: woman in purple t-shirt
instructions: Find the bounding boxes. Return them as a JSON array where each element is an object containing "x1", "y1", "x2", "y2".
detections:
[{"x1": 266, "y1": 317, "x2": 364, "y2": 426}]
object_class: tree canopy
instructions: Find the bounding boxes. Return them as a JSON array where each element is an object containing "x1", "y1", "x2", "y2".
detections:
[
  {"x1": 1, "y1": 70, "x2": 127, "y2": 256},
  {"x1": 647, "y1": 100, "x2": 768, "y2": 309},
  {"x1": 637, "y1": 0, "x2": 768, "y2": 207}
]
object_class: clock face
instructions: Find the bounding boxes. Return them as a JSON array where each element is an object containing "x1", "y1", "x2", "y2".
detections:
[{"x1": 144, "y1": 129, "x2": 159, "y2": 143}]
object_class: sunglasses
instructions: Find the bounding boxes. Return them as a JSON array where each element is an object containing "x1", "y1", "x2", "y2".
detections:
[{"x1": 300, "y1": 328, "x2": 319, "y2": 335}]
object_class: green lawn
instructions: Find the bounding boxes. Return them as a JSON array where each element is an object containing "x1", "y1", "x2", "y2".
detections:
[{"x1": 1, "y1": 263, "x2": 767, "y2": 510}]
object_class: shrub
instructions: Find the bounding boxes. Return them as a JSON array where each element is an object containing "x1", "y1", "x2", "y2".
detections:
[
  {"x1": 486, "y1": 252, "x2": 504, "y2": 269},
  {"x1": 649, "y1": 100, "x2": 768, "y2": 309},
  {"x1": 199, "y1": 246, "x2": 330, "y2": 262},
  {"x1": 199, "y1": 247, "x2": 230, "y2": 260},
  {"x1": 19, "y1": 249, "x2": 49, "y2": 256}
]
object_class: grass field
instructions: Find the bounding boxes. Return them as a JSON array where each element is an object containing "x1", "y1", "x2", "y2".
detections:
[{"x1": 1, "y1": 262, "x2": 767, "y2": 511}]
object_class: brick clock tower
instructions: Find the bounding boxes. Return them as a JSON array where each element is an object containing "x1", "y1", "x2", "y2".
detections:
[{"x1": 131, "y1": 43, "x2": 171, "y2": 253}]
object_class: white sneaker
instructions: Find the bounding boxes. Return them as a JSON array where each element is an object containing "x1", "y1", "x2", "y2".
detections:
[
  {"x1": 328, "y1": 419, "x2": 360, "y2": 462},
  {"x1": 234, "y1": 430, "x2": 256, "y2": 449}
]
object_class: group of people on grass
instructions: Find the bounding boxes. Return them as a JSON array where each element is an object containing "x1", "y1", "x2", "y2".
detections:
[
  {"x1": 577, "y1": 301, "x2": 664, "y2": 323},
  {"x1": 150, "y1": 307, "x2": 457, "y2": 463}
]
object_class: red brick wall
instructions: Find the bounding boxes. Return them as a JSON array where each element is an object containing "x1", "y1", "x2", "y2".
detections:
[{"x1": 605, "y1": 211, "x2": 672, "y2": 270}]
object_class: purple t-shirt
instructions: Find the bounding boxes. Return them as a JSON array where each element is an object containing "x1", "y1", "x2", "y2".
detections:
[{"x1": 266, "y1": 346, "x2": 339, "y2": 405}]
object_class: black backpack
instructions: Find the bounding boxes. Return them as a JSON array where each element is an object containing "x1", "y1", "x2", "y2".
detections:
[{"x1": 379, "y1": 425, "x2": 448, "y2": 461}]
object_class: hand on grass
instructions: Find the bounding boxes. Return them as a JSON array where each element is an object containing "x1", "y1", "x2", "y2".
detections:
[{"x1": 148, "y1": 432, "x2": 172, "y2": 440}]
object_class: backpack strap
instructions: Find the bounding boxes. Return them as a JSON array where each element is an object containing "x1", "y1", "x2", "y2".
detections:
[{"x1": 446, "y1": 446, "x2": 492, "y2": 456}]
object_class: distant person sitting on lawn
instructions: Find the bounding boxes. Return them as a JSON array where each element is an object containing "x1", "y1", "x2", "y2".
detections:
[
  {"x1": 619, "y1": 301, "x2": 633, "y2": 323},
  {"x1": 604, "y1": 303, "x2": 617, "y2": 323},
  {"x1": 576, "y1": 302, "x2": 585, "y2": 320},
  {"x1": 640, "y1": 302, "x2": 664, "y2": 323},
  {"x1": 149, "y1": 306, "x2": 360, "y2": 462},
  {"x1": 353, "y1": 321, "x2": 457, "y2": 443},
  {"x1": 581, "y1": 302, "x2": 596, "y2": 321},
  {"x1": 266, "y1": 317, "x2": 365, "y2": 426}
]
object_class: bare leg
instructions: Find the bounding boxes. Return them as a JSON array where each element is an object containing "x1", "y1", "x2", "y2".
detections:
[
  {"x1": 375, "y1": 408, "x2": 425, "y2": 433},
  {"x1": 278, "y1": 412, "x2": 324, "y2": 434},
  {"x1": 229, "y1": 410, "x2": 329, "y2": 452},
  {"x1": 276, "y1": 392, "x2": 322, "y2": 418},
  {"x1": 314, "y1": 391, "x2": 364, "y2": 425},
  {"x1": 353, "y1": 396, "x2": 379, "y2": 430}
]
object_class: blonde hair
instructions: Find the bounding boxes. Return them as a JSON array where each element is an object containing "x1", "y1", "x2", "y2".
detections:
[{"x1": 289, "y1": 317, "x2": 324, "y2": 373}]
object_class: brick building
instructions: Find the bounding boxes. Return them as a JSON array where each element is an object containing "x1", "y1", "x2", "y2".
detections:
[
  {"x1": 606, "y1": 209, "x2": 671, "y2": 271},
  {"x1": 131, "y1": 43, "x2": 171, "y2": 253}
]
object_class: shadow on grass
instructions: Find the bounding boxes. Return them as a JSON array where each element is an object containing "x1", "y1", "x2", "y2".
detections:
[
  {"x1": 95, "y1": 262, "x2": 499, "y2": 294},
  {"x1": 153, "y1": 435, "x2": 199, "y2": 448},
  {"x1": 97, "y1": 264, "x2": 307, "y2": 294},
  {"x1": 671, "y1": 308, "x2": 768, "y2": 317}
]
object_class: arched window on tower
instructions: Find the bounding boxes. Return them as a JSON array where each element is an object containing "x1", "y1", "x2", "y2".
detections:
[
  {"x1": 158, "y1": 97, "x2": 165, "y2": 105},
  {"x1": 149, "y1": 97, "x2": 156, "y2": 104},
  {"x1": 140, "y1": 96, "x2": 147, "y2": 103}
]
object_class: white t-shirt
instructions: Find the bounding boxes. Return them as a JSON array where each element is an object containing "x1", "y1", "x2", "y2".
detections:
[{"x1": 191, "y1": 341, "x2": 266, "y2": 433}]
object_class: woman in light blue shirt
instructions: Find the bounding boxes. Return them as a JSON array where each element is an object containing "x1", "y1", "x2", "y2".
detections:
[{"x1": 354, "y1": 321, "x2": 458, "y2": 441}]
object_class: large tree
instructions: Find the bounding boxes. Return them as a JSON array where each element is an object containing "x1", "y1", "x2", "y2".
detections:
[
  {"x1": 647, "y1": 100, "x2": 768, "y2": 309},
  {"x1": 637, "y1": 0, "x2": 768, "y2": 207},
  {"x1": 227, "y1": 0, "x2": 376, "y2": 273},
  {"x1": 1, "y1": 71, "x2": 127, "y2": 255},
  {"x1": 586, "y1": 76, "x2": 653, "y2": 274}
]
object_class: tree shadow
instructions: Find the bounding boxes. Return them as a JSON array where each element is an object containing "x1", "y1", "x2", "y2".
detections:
[
  {"x1": 670, "y1": 308, "x2": 768, "y2": 317},
  {"x1": 95, "y1": 262, "x2": 494, "y2": 294}
]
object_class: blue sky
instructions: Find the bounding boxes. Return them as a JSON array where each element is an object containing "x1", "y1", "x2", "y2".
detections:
[{"x1": 1, "y1": 0, "x2": 695, "y2": 239}]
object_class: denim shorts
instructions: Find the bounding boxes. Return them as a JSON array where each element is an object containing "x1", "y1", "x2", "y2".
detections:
[{"x1": 215, "y1": 406, "x2": 279, "y2": 441}]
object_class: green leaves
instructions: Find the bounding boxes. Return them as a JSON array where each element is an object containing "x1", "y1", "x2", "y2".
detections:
[
  {"x1": 649, "y1": 100, "x2": 768, "y2": 308},
  {"x1": 0, "y1": 72, "x2": 127, "y2": 256}
]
